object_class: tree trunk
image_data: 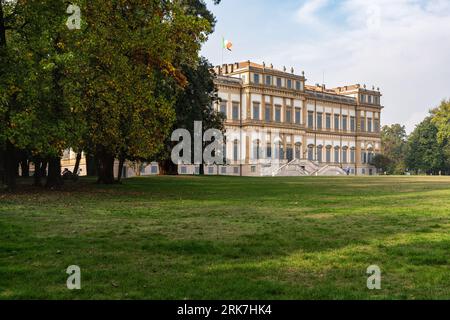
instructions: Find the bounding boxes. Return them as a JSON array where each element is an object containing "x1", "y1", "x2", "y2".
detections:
[
  {"x1": 33, "y1": 159, "x2": 43, "y2": 187},
  {"x1": 20, "y1": 160, "x2": 30, "y2": 177},
  {"x1": 45, "y1": 156, "x2": 63, "y2": 189},
  {"x1": 0, "y1": 2, "x2": 7, "y2": 48},
  {"x1": 41, "y1": 160, "x2": 48, "y2": 177},
  {"x1": 117, "y1": 157, "x2": 125, "y2": 182},
  {"x1": 159, "y1": 159, "x2": 178, "y2": 175},
  {"x1": 86, "y1": 154, "x2": 97, "y2": 177},
  {"x1": 97, "y1": 151, "x2": 115, "y2": 184},
  {"x1": 72, "y1": 151, "x2": 82, "y2": 180},
  {"x1": 4, "y1": 141, "x2": 17, "y2": 191}
]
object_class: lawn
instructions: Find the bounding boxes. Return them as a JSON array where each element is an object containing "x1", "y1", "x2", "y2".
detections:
[{"x1": 0, "y1": 176, "x2": 449, "y2": 300}]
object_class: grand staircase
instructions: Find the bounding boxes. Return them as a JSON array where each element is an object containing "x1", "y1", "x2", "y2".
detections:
[{"x1": 271, "y1": 159, "x2": 346, "y2": 177}]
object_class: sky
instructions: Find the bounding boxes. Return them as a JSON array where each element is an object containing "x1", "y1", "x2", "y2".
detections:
[{"x1": 201, "y1": 0, "x2": 450, "y2": 133}]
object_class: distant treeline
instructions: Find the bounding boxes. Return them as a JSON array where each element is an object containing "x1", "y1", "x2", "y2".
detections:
[{"x1": 372, "y1": 99, "x2": 450, "y2": 175}]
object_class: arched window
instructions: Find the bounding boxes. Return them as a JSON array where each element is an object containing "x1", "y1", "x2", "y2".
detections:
[
  {"x1": 295, "y1": 143, "x2": 302, "y2": 160},
  {"x1": 367, "y1": 148, "x2": 374, "y2": 164},
  {"x1": 334, "y1": 146, "x2": 340, "y2": 163},
  {"x1": 286, "y1": 144, "x2": 293, "y2": 162},
  {"x1": 307, "y1": 145, "x2": 314, "y2": 161},
  {"x1": 253, "y1": 139, "x2": 261, "y2": 160},
  {"x1": 326, "y1": 146, "x2": 332, "y2": 163},
  {"x1": 317, "y1": 145, "x2": 323, "y2": 163},
  {"x1": 361, "y1": 150, "x2": 367, "y2": 164},
  {"x1": 342, "y1": 147, "x2": 348, "y2": 163}
]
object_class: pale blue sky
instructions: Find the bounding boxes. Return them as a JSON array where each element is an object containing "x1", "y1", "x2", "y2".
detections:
[{"x1": 201, "y1": 0, "x2": 450, "y2": 133}]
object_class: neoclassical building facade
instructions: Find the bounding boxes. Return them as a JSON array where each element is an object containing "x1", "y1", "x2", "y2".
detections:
[{"x1": 205, "y1": 61, "x2": 383, "y2": 176}]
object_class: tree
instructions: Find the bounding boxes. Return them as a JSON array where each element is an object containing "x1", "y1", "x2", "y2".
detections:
[
  {"x1": 370, "y1": 154, "x2": 392, "y2": 174},
  {"x1": 432, "y1": 99, "x2": 450, "y2": 146},
  {"x1": 62, "y1": 0, "x2": 217, "y2": 184},
  {"x1": 1, "y1": 0, "x2": 77, "y2": 189},
  {"x1": 406, "y1": 116, "x2": 449, "y2": 175},
  {"x1": 380, "y1": 124, "x2": 407, "y2": 174},
  {"x1": 158, "y1": 57, "x2": 224, "y2": 175}
]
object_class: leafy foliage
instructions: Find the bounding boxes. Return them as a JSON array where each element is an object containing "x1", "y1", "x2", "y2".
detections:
[{"x1": 380, "y1": 124, "x2": 407, "y2": 174}]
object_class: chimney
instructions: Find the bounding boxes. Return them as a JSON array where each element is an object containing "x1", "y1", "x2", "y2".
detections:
[
  {"x1": 222, "y1": 64, "x2": 228, "y2": 74},
  {"x1": 229, "y1": 64, "x2": 234, "y2": 73}
]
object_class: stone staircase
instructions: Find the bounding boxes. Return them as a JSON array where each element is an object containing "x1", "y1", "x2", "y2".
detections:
[
  {"x1": 314, "y1": 165, "x2": 347, "y2": 176},
  {"x1": 271, "y1": 159, "x2": 346, "y2": 177}
]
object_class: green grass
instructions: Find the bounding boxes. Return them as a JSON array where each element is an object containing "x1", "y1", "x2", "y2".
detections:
[{"x1": 0, "y1": 176, "x2": 449, "y2": 300}]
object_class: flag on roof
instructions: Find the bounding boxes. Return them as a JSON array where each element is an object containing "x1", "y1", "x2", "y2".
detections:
[{"x1": 222, "y1": 38, "x2": 233, "y2": 51}]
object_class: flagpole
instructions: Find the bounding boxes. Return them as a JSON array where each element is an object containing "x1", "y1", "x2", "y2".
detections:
[{"x1": 221, "y1": 36, "x2": 224, "y2": 66}]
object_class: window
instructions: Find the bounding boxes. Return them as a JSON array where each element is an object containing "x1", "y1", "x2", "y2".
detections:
[
  {"x1": 265, "y1": 104, "x2": 271, "y2": 122},
  {"x1": 275, "y1": 106, "x2": 281, "y2": 122},
  {"x1": 308, "y1": 111, "x2": 314, "y2": 128},
  {"x1": 334, "y1": 114, "x2": 340, "y2": 131},
  {"x1": 151, "y1": 166, "x2": 158, "y2": 174},
  {"x1": 326, "y1": 147, "x2": 331, "y2": 163},
  {"x1": 232, "y1": 102, "x2": 239, "y2": 120},
  {"x1": 361, "y1": 94, "x2": 366, "y2": 103},
  {"x1": 326, "y1": 114, "x2": 331, "y2": 129},
  {"x1": 253, "y1": 140, "x2": 261, "y2": 160},
  {"x1": 295, "y1": 108, "x2": 301, "y2": 124},
  {"x1": 233, "y1": 167, "x2": 239, "y2": 174},
  {"x1": 221, "y1": 167, "x2": 227, "y2": 174},
  {"x1": 286, "y1": 145, "x2": 293, "y2": 161},
  {"x1": 208, "y1": 167, "x2": 214, "y2": 174},
  {"x1": 334, "y1": 147, "x2": 340, "y2": 163},
  {"x1": 220, "y1": 102, "x2": 227, "y2": 118},
  {"x1": 253, "y1": 73, "x2": 260, "y2": 84},
  {"x1": 295, "y1": 143, "x2": 301, "y2": 159},
  {"x1": 252, "y1": 103, "x2": 260, "y2": 120},
  {"x1": 360, "y1": 117, "x2": 365, "y2": 131},
  {"x1": 307, "y1": 146, "x2": 314, "y2": 161},
  {"x1": 233, "y1": 140, "x2": 239, "y2": 161},
  {"x1": 350, "y1": 116, "x2": 356, "y2": 132},
  {"x1": 276, "y1": 77, "x2": 282, "y2": 88},
  {"x1": 251, "y1": 166, "x2": 256, "y2": 173},
  {"x1": 287, "y1": 79, "x2": 292, "y2": 89},
  {"x1": 374, "y1": 119, "x2": 380, "y2": 133},
  {"x1": 181, "y1": 166, "x2": 187, "y2": 174},
  {"x1": 362, "y1": 152, "x2": 367, "y2": 164},
  {"x1": 265, "y1": 75, "x2": 272, "y2": 86},
  {"x1": 317, "y1": 146, "x2": 323, "y2": 163},
  {"x1": 368, "y1": 152, "x2": 374, "y2": 163},
  {"x1": 296, "y1": 81, "x2": 301, "y2": 90},
  {"x1": 342, "y1": 115, "x2": 348, "y2": 131},
  {"x1": 286, "y1": 109, "x2": 292, "y2": 123},
  {"x1": 317, "y1": 112, "x2": 323, "y2": 129},
  {"x1": 342, "y1": 148, "x2": 348, "y2": 163},
  {"x1": 350, "y1": 148, "x2": 355, "y2": 163},
  {"x1": 266, "y1": 143, "x2": 272, "y2": 159},
  {"x1": 368, "y1": 118, "x2": 372, "y2": 132}
]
